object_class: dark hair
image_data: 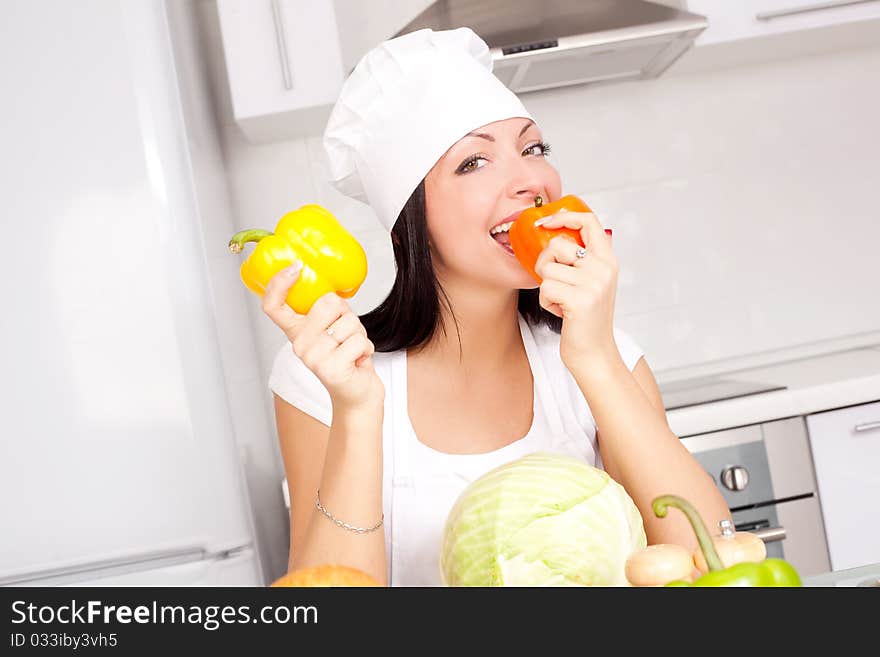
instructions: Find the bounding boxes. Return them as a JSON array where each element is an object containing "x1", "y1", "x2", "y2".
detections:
[{"x1": 359, "y1": 180, "x2": 562, "y2": 354}]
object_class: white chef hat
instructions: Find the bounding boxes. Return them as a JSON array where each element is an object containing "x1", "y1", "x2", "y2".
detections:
[{"x1": 323, "y1": 27, "x2": 534, "y2": 232}]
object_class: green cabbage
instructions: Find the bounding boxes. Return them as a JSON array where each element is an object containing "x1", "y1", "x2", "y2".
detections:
[{"x1": 440, "y1": 452, "x2": 647, "y2": 586}]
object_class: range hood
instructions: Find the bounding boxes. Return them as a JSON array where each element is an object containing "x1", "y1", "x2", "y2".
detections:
[{"x1": 394, "y1": 0, "x2": 708, "y2": 93}]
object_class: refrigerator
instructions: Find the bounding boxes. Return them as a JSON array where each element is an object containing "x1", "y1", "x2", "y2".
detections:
[{"x1": 1, "y1": 0, "x2": 273, "y2": 586}]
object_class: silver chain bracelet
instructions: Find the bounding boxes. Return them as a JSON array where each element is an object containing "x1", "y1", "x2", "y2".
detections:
[{"x1": 315, "y1": 490, "x2": 384, "y2": 534}]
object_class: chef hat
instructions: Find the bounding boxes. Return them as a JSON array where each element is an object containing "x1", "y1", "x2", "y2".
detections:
[{"x1": 323, "y1": 27, "x2": 534, "y2": 232}]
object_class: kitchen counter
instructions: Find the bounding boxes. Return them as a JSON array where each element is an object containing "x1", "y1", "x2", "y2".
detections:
[
  {"x1": 803, "y1": 561, "x2": 880, "y2": 587},
  {"x1": 664, "y1": 345, "x2": 880, "y2": 437}
]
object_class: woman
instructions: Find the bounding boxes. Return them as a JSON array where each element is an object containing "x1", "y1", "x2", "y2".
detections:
[{"x1": 264, "y1": 28, "x2": 730, "y2": 586}]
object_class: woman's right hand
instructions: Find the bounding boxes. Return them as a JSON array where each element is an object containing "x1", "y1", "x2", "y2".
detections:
[{"x1": 261, "y1": 261, "x2": 384, "y2": 410}]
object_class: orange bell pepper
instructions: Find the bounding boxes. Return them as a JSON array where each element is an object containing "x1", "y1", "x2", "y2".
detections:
[
  {"x1": 228, "y1": 204, "x2": 367, "y2": 315},
  {"x1": 508, "y1": 194, "x2": 609, "y2": 283}
]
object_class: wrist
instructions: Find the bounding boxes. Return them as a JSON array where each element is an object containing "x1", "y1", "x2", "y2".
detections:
[
  {"x1": 331, "y1": 385, "x2": 384, "y2": 412},
  {"x1": 331, "y1": 397, "x2": 384, "y2": 427},
  {"x1": 568, "y1": 347, "x2": 627, "y2": 386}
]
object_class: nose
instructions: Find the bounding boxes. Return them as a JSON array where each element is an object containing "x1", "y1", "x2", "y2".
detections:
[{"x1": 507, "y1": 157, "x2": 547, "y2": 204}]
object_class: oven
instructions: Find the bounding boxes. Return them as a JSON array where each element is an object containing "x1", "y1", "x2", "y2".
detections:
[{"x1": 680, "y1": 416, "x2": 831, "y2": 577}]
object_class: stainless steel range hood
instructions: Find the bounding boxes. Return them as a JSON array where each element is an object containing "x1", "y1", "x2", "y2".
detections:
[{"x1": 394, "y1": 0, "x2": 708, "y2": 93}]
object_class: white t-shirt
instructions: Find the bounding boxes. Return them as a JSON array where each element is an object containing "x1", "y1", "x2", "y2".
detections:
[{"x1": 269, "y1": 314, "x2": 644, "y2": 586}]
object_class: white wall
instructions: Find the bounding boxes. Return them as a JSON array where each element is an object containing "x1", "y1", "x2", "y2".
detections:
[
  {"x1": 199, "y1": 11, "x2": 880, "y2": 386},
  {"x1": 525, "y1": 43, "x2": 880, "y2": 379}
]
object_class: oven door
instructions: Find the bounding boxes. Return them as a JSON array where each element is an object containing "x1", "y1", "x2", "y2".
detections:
[{"x1": 731, "y1": 495, "x2": 831, "y2": 578}]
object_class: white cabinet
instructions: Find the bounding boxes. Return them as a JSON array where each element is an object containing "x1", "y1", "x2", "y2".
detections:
[
  {"x1": 217, "y1": 0, "x2": 346, "y2": 143},
  {"x1": 216, "y1": 0, "x2": 432, "y2": 143},
  {"x1": 806, "y1": 400, "x2": 880, "y2": 571},
  {"x1": 687, "y1": 0, "x2": 880, "y2": 45}
]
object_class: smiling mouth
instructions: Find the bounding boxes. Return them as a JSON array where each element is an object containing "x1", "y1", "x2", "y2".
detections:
[{"x1": 489, "y1": 226, "x2": 515, "y2": 256}]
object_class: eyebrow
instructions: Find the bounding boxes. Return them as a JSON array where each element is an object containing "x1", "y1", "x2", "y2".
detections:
[{"x1": 465, "y1": 119, "x2": 535, "y2": 142}]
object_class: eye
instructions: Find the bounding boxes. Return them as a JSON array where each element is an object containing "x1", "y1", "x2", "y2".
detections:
[
  {"x1": 455, "y1": 141, "x2": 551, "y2": 175},
  {"x1": 456, "y1": 155, "x2": 489, "y2": 175},
  {"x1": 523, "y1": 141, "x2": 552, "y2": 157}
]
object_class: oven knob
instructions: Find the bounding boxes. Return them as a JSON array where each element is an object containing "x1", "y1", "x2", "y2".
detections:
[{"x1": 720, "y1": 466, "x2": 749, "y2": 491}]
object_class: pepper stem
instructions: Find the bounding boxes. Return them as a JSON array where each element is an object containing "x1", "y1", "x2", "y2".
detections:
[
  {"x1": 652, "y1": 495, "x2": 724, "y2": 572},
  {"x1": 228, "y1": 229, "x2": 273, "y2": 254},
  {"x1": 534, "y1": 195, "x2": 543, "y2": 207}
]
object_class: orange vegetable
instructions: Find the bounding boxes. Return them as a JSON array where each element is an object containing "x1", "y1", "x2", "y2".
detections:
[
  {"x1": 270, "y1": 564, "x2": 382, "y2": 587},
  {"x1": 509, "y1": 195, "x2": 612, "y2": 283},
  {"x1": 509, "y1": 195, "x2": 589, "y2": 283}
]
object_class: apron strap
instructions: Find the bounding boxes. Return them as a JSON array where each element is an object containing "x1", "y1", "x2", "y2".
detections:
[
  {"x1": 518, "y1": 315, "x2": 568, "y2": 442},
  {"x1": 390, "y1": 352, "x2": 415, "y2": 486}
]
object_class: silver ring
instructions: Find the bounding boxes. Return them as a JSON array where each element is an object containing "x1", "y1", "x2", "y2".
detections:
[
  {"x1": 326, "y1": 327, "x2": 339, "y2": 343},
  {"x1": 575, "y1": 246, "x2": 587, "y2": 259}
]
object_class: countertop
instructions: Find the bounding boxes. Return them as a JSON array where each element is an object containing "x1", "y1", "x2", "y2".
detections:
[
  {"x1": 663, "y1": 345, "x2": 880, "y2": 437},
  {"x1": 803, "y1": 561, "x2": 880, "y2": 587}
]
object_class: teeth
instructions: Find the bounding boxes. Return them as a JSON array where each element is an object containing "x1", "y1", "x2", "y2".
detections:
[{"x1": 489, "y1": 221, "x2": 514, "y2": 235}]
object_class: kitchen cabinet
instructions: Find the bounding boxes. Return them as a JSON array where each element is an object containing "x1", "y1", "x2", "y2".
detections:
[
  {"x1": 216, "y1": 0, "x2": 346, "y2": 142},
  {"x1": 686, "y1": 0, "x2": 880, "y2": 45},
  {"x1": 806, "y1": 400, "x2": 880, "y2": 571},
  {"x1": 216, "y1": 0, "x2": 431, "y2": 143}
]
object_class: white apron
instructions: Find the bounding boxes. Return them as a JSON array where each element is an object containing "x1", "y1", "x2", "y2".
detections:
[{"x1": 386, "y1": 315, "x2": 592, "y2": 586}]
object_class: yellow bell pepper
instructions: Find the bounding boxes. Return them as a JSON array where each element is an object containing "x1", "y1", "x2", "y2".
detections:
[{"x1": 228, "y1": 204, "x2": 367, "y2": 315}]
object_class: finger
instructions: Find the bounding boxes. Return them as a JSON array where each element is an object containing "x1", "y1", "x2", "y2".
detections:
[
  {"x1": 325, "y1": 311, "x2": 366, "y2": 344},
  {"x1": 538, "y1": 278, "x2": 575, "y2": 318},
  {"x1": 534, "y1": 210, "x2": 591, "y2": 230},
  {"x1": 298, "y1": 329, "x2": 339, "y2": 372},
  {"x1": 534, "y1": 234, "x2": 582, "y2": 276},
  {"x1": 262, "y1": 262, "x2": 304, "y2": 331},
  {"x1": 535, "y1": 210, "x2": 612, "y2": 235},
  {"x1": 334, "y1": 333, "x2": 375, "y2": 370},
  {"x1": 294, "y1": 292, "x2": 348, "y2": 355},
  {"x1": 537, "y1": 260, "x2": 583, "y2": 286},
  {"x1": 536, "y1": 211, "x2": 613, "y2": 260},
  {"x1": 299, "y1": 315, "x2": 368, "y2": 374}
]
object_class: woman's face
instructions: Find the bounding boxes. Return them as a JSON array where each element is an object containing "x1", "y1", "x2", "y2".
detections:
[{"x1": 424, "y1": 117, "x2": 562, "y2": 290}]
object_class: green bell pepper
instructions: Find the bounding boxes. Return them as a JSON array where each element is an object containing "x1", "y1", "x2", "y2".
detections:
[{"x1": 653, "y1": 495, "x2": 802, "y2": 587}]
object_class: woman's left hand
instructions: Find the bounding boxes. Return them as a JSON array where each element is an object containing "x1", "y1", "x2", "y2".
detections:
[{"x1": 533, "y1": 211, "x2": 620, "y2": 373}]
